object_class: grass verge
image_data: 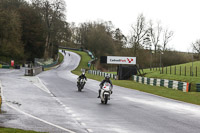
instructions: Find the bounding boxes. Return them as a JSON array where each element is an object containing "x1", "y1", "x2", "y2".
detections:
[
  {"x1": 58, "y1": 52, "x2": 64, "y2": 64},
  {"x1": 0, "y1": 128, "x2": 46, "y2": 133},
  {"x1": 66, "y1": 49, "x2": 200, "y2": 105},
  {"x1": 143, "y1": 66, "x2": 200, "y2": 92}
]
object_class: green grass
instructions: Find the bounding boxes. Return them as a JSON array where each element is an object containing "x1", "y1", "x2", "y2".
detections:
[
  {"x1": 58, "y1": 52, "x2": 64, "y2": 64},
  {"x1": 0, "y1": 64, "x2": 2, "y2": 68},
  {"x1": 0, "y1": 128, "x2": 45, "y2": 133},
  {"x1": 143, "y1": 61, "x2": 200, "y2": 91},
  {"x1": 65, "y1": 49, "x2": 200, "y2": 105},
  {"x1": 85, "y1": 73, "x2": 200, "y2": 105},
  {"x1": 107, "y1": 72, "x2": 117, "y2": 74}
]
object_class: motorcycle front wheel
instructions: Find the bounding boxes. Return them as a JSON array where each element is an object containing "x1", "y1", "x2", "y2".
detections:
[{"x1": 104, "y1": 95, "x2": 108, "y2": 104}]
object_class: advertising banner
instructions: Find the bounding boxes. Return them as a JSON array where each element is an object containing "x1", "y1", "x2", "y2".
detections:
[{"x1": 107, "y1": 56, "x2": 136, "y2": 65}]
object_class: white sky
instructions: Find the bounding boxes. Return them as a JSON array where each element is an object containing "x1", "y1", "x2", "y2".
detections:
[{"x1": 65, "y1": 0, "x2": 200, "y2": 52}]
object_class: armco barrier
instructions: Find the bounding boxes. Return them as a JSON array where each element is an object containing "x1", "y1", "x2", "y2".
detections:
[
  {"x1": 88, "y1": 70, "x2": 117, "y2": 79},
  {"x1": 2, "y1": 65, "x2": 10, "y2": 69},
  {"x1": 132, "y1": 75, "x2": 190, "y2": 92},
  {"x1": 196, "y1": 83, "x2": 200, "y2": 92}
]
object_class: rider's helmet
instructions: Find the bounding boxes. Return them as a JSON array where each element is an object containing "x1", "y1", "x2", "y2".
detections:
[{"x1": 105, "y1": 75, "x2": 110, "y2": 81}]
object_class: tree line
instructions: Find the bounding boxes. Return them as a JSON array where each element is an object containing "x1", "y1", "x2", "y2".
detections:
[
  {"x1": 0, "y1": 0, "x2": 70, "y2": 63},
  {"x1": 61, "y1": 14, "x2": 193, "y2": 69},
  {"x1": 0, "y1": 0, "x2": 193, "y2": 68}
]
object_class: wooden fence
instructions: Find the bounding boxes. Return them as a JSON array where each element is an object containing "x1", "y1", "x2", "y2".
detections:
[{"x1": 150, "y1": 65, "x2": 200, "y2": 76}]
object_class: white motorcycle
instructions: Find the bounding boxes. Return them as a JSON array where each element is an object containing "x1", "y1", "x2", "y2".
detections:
[
  {"x1": 77, "y1": 78, "x2": 86, "y2": 92},
  {"x1": 100, "y1": 82, "x2": 112, "y2": 104}
]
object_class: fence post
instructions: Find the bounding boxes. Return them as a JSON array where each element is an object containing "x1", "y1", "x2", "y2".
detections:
[
  {"x1": 185, "y1": 66, "x2": 186, "y2": 76},
  {"x1": 170, "y1": 66, "x2": 171, "y2": 75},
  {"x1": 162, "y1": 65, "x2": 163, "y2": 74},
  {"x1": 196, "y1": 66, "x2": 197, "y2": 77},
  {"x1": 180, "y1": 66, "x2": 181, "y2": 75},
  {"x1": 175, "y1": 66, "x2": 176, "y2": 75},
  {"x1": 156, "y1": 64, "x2": 157, "y2": 71}
]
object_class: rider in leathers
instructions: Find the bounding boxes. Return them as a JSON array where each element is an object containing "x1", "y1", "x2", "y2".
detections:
[
  {"x1": 97, "y1": 75, "x2": 113, "y2": 98},
  {"x1": 77, "y1": 72, "x2": 87, "y2": 86}
]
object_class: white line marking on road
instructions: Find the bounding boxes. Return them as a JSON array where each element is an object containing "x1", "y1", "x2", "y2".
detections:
[
  {"x1": 6, "y1": 103, "x2": 76, "y2": 133},
  {"x1": 23, "y1": 76, "x2": 51, "y2": 94},
  {"x1": 0, "y1": 81, "x2": 76, "y2": 133},
  {"x1": 87, "y1": 129, "x2": 93, "y2": 132}
]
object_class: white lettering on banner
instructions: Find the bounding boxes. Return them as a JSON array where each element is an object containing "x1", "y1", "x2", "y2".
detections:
[{"x1": 107, "y1": 56, "x2": 136, "y2": 65}]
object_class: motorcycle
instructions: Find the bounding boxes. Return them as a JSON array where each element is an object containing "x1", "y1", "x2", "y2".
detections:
[
  {"x1": 77, "y1": 78, "x2": 86, "y2": 92},
  {"x1": 100, "y1": 82, "x2": 112, "y2": 104}
]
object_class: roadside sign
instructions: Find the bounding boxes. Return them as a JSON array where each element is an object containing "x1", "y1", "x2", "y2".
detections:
[
  {"x1": 11, "y1": 60, "x2": 14, "y2": 67},
  {"x1": 107, "y1": 56, "x2": 136, "y2": 65}
]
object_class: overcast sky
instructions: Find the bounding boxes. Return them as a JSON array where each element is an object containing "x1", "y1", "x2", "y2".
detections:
[{"x1": 65, "y1": 0, "x2": 200, "y2": 52}]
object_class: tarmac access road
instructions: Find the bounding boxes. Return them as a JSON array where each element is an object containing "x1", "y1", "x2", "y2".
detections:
[{"x1": 1, "y1": 51, "x2": 200, "y2": 133}]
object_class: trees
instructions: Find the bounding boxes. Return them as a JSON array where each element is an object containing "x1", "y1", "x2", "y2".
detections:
[
  {"x1": 113, "y1": 28, "x2": 127, "y2": 53},
  {"x1": 0, "y1": 9, "x2": 24, "y2": 62},
  {"x1": 149, "y1": 21, "x2": 162, "y2": 55},
  {"x1": 75, "y1": 21, "x2": 115, "y2": 57},
  {"x1": 31, "y1": 0, "x2": 66, "y2": 59},
  {"x1": 129, "y1": 14, "x2": 148, "y2": 56},
  {"x1": 192, "y1": 39, "x2": 200, "y2": 58},
  {"x1": 0, "y1": 0, "x2": 68, "y2": 62},
  {"x1": 18, "y1": 5, "x2": 46, "y2": 61},
  {"x1": 162, "y1": 29, "x2": 173, "y2": 51}
]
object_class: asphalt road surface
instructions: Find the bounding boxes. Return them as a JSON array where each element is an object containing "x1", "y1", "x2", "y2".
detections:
[{"x1": 1, "y1": 51, "x2": 200, "y2": 133}]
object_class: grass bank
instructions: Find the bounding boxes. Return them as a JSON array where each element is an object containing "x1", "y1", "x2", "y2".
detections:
[
  {"x1": 143, "y1": 61, "x2": 200, "y2": 92},
  {"x1": 66, "y1": 49, "x2": 200, "y2": 105},
  {"x1": 58, "y1": 52, "x2": 64, "y2": 64},
  {"x1": 0, "y1": 128, "x2": 45, "y2": 133}
]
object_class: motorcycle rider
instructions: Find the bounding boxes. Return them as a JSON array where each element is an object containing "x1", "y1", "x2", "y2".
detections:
[
  {"x1": 77, "y1": 72, "x2": 87, "y2": 86},
  {"x1": 97, "y1": 75, "x2": 113, "y2": 98}
]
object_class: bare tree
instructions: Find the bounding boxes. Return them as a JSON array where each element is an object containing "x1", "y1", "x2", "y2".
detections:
[
  {"x1": 192, "y1": 39, "x2": 200, "y2": 54},
  {"x1": 149, "y1": 21, "x2": 162, "y2": 55},
  {"x1": 130, "y1": 14, "x2": 148, "y2": 55},
  {"x1": 162, "y1": 29, "x2": 173, "y2": 51}
]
